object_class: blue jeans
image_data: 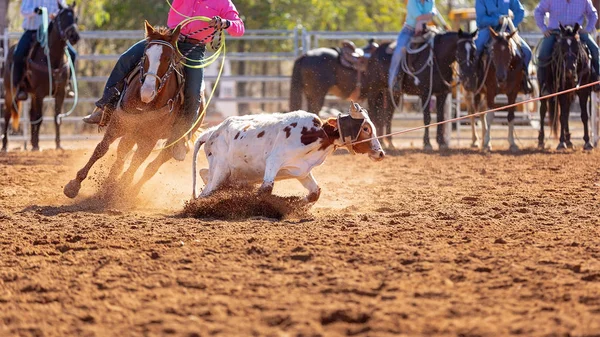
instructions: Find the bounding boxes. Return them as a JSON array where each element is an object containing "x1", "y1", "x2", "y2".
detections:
[
  {"x1": 13, "y1": 30, "x2": 78, "y2": 87},
  {"x1": 475, "y1": 27, "x2": 531, "y2": 68},
  {"x1": 388, "y1": 25, "x2": 414, "y2": 90},
  {"x1": 103, "y1": 39, "x2": 206, "y2": 121}
]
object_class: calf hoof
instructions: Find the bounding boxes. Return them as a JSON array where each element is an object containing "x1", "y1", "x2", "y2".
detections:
[
  {"x1": 63, "y1": 179, "x2": 81, "y2": 199},
  {"x1": 584, "y1": 142, "x2": 594, "y2": 151},
  {"x1": 423, "y1": 144, "x2": 433, "y2": 152},
  {"x1": 556, "y1": 142, "x2": 567, "y2": 151},
  {"x1": 509, "y1": 144, "x2": 520, "y2": 154}
]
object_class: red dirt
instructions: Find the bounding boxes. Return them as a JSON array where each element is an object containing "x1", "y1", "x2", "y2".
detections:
[{"x1": 1, "y1": 147, "x2": 600, "y2": 336}]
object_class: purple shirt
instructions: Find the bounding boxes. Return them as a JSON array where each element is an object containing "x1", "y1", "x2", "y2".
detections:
[{"x1": 534, "y1": 0, "x2": 598, "y2": 33}]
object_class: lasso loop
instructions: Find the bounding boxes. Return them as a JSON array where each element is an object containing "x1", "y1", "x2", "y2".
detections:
[
  {"x1": 57, "y1": 42, "x2": 78, "y2": 123},
  {"x1": 153, "y1": 0, "x2": 228, "y2": 151}
]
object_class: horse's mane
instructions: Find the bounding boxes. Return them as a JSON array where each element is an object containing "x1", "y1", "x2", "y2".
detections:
[{"x1": 145, "y1": 26, "x2": 174, "y2": 42}]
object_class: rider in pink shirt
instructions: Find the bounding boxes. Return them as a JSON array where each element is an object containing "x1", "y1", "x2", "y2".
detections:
[{"x1": 84, "y1": 0, "x2": 245, "y2": 161}]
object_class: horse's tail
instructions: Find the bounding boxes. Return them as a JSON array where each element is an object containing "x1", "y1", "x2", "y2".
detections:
[
  {"x1": 289, "y1": 57, "x2": 303, "y2": 112},
  {"x1": 11, "y1": 101, "x2": 21, "y2": 132},
  {"x1": 192, "y1": 126, "x2": 217, "y2": 199}
]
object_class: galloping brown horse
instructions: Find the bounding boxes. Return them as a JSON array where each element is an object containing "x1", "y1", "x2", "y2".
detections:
[
  {"x1": 2, "y1": 3, "x2": 79, "y2": 151},
  {"x1": 64, "y1": 22, "x2": 191, "y2": 199}
]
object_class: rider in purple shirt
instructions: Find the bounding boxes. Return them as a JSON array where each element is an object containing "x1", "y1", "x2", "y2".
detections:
[{"x1": 534, "y1": 0, "x2": 600, "y2": 92}]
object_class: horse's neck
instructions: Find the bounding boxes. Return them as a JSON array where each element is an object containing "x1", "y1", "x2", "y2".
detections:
[
  {"x1": 47, "y1": 23, "x2": 66, "y2": 68},
  {"x1": 122, "y1": 69, "x2": 182, "y2": 111},
  {"x1": 434, "y1": 32, "x2": 459, "y2": 61}
]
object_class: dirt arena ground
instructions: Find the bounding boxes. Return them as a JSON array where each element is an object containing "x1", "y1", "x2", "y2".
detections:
[{"x1": 1, "y1": 142, "x2": 600, "y2": 337}]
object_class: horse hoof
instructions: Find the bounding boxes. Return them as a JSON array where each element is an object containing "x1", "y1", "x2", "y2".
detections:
[
  {"x1": 537, "y1": 143, "x2": 545, "y2": 150},
  {"x1": 423, "y1": 144, "x2": 433, "y2": 152},
  {"x1": 471, "y1": 143, "x2": 480, "y2": 149},
  {"x1": 566, "y1": 142, "x2": 574, "y2": 149},
  {"x1": 439, "y1": 143, "x2": 449, "y2": 151},
  {"x1": 56, "y1": 146, "x2": 64, "y2": 151},
  {"x1": 31, "y1": 146, "x2": 40, "y2": 152},
  {"x1": 509, "y1": 145, "x2": 520, "y2": 153},
  {"x1": 1, "y1": 147, "x2": 6, "y2": 153},
  {"x1": 482, "y1": 146, "x2": 492, "y2": 153},
  {"x1": 584, "y1": 142, "x2": 594, "y2": 151},
  {"x1": 63, "y1": 180, "x2": 81, "y2": 199},
  {"x1": 556, "y1": 142, "x2": 567, "y2": 151}
]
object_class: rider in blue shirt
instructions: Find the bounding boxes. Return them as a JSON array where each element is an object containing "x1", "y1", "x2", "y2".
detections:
[
  {"x1": 474, "y1": 0, "x2": 532, "y2": 93},
  {"x1": 388, "y1": 0, "x2": 439, "y2": 91}
]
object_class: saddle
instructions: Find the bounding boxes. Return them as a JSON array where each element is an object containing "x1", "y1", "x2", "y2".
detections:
[
  {"x1": 338, "y1": 40, "x2": 366, "y2": 70},
  {"x1": 24, "y1": 38, "x2": 70, "y2": 93}
]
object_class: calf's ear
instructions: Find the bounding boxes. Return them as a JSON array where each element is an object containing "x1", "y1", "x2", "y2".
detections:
[{"x1": 326, "y1": 117, "x2": 338, "y2": 128}]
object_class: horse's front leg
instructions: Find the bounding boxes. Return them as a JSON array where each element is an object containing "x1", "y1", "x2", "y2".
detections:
[
  {"x1": 64, "y1": 125, "x2": 122, "y2": 198},
  {"x1": 506, "y1": 92, "x2": 519, "y2": 153},
  {"x1": 30, "y1": 95, "x2": 44, "y2": 151},
  {"x1": 421, "y1": 95, "x2": 432, "y2": 151},
  {"x1": 118, "y1": 140, "x2": 154, "y2": 189},
  {"x1": 482, "y1": 92, "x2": 495, "y2": 152},
  {"x1": 579, "y1": 91, "x2": 594, "y2": 150},
  {"x1": 53, "y1": 88, "x2": 66, "y2": 150},
  {"x1": 557, "y1": 96, "x2": 570, "y2": 150},
  {"x1": 107, "y1": 136, "x2": 136, "y2": 183},
  {"x1": 435, "y1": 93, "x2": 449, "y2": 150}
]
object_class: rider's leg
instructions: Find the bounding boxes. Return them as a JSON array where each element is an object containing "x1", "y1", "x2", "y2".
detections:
[
  {"x1": 581, "y1": 32, "x2": 600, "y2": 90},
  {"x1": 12, "y1": 30, "x2": 36, "y2": 101},
  {"x1": 520, "y1": 40, "x2": 533, "y2": 94},
  {"x1": 388, "y1": 26, "x2": 414, "y2": 91},
  {"x1": 536, "y1": 34, "x2": 557, "y2": 94},
  {"x1": 474, "y1": 27, "x2": 490, "y2": 61},
  {"x1": 171, "y1": 42, "x2": 207, "y2": 161},
  {"x1": 83, "y1": 40, "x2": 146, "y2": 124}
]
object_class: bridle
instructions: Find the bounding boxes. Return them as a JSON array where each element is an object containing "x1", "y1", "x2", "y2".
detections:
[
  {"x1": 54, "y1": 8, "x2": 78, "y2": 40},
  {"x1": 488, "y1": 33, "x2": 514, "y2": 75},
  {"x1": 139, "y1": 39, "x2": 184, "y2": 94},
  {"x1": 456, "y1": 37, "x2": 478, "y2": 86}
]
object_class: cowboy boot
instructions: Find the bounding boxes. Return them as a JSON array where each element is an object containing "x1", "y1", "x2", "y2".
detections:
[{"x1": 83, "y1": 86, "x2": 121, "y2": 125}]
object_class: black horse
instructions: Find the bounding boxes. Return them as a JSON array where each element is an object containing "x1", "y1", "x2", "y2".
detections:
[
  {"x1": 289, "y1": 40, "x2": 378, "y2": 115},
  {"x1": 2, "y1": 3, "x2": 80, "y2": 151},
  {"x1": 538, "y1": 24, "x2": 594, "y2": 151},
  {"x1": 363, "y1": 31, "x2": 458, "y2": 150}
]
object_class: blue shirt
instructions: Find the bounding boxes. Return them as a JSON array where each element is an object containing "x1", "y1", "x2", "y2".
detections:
[
  {"x1": 475, "y1": 0, "x2": 525, "y2": 28},
  {"x1": 404, "y1": 0, "x2": 437, "y2": 28},
  {"x1": 20, "y1": 0, "x2": 67, "y2": 30},
  {"x1": 534, "y1": 0, "x2": 598, "y2": 33}
]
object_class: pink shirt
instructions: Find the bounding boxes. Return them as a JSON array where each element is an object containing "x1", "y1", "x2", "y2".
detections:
[{"x1": 167, "y1": 0, "x2": 245, "y2": 42}]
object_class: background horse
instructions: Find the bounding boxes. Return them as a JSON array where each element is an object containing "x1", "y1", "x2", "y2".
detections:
[
  {"x1": 288, "y1": 40, "x2": 377, "y2": 115},
  {"x1": 538, "y1": 24, "x2": 594, "y2": 151},
  {"x1": 64, "y1": 22, "x2": 188, "y2": 199},
  {"x1": 2, "y1": 3, "x2": 79, "y2": 151},
  {"x1": 479, "y1": 25, "x2": 524, "y2": 152},
  {"x1": 363, "y1": 31, "x2": 458, "y2": 150},
  {"x1": 456, "y1": 29, "x2": 489, "y2": 149}
]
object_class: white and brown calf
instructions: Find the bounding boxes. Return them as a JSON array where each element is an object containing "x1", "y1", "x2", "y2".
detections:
[{"x1": 192, "y1": 102, "x2": 385, "y2": 202}]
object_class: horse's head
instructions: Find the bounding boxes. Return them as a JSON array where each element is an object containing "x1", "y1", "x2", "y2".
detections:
[
  {"x1": 54, "y1": 1, "x2": 80, "y2": 45},
  {"x1": 488, "y1": 27, "x2": 517, "y2": 87},
  {"x1": 558, "y1": 23, "x2": 582, "y2": 82},
  {"x1": 140, "y1": 21, "x2": 181, "y2": 104},
  {"x1": 456, "y1": 28, "x2": 479, "y2": 91}
]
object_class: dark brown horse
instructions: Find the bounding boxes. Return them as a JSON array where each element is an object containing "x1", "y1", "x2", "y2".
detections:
[
  {"x1": 362, "y1": 31, "x2": 459, "y2": 150},
  {"x1": 479, "y1": 26, "x2": 524, "y2": 152},
  {"x1": 538, "y1": 24, "x2": 594, "y2": 151},
  {"x1": 64, "y1": 22, "x2": 188, "y2": 199},
  {"x1": 2, "y1": 3, "x2": 79, "y2": 151},
  {"x1": 288, "y1": 40, "x2": 377, "y2": 115}
]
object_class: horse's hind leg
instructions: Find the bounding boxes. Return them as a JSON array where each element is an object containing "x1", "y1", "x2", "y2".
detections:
[
  {"x1": 54, "y1": 89, "x2": 66, "y2": 150},
  {"x1": 557, "y1": 96, "x2": 570, "y2": 150},
  {"x1": 64, "y1": 125, "x2": 122, "y2": 198},
  {"x1": 107, "y1": 136, "x2": 136, "y2": 182},
  {"x1": 538, "y1": 98, "x2": 547, "y2": 149},
  {"x1": 507, "y1": 92, "x2": 519, "y2": 153},
  {"x1": 118, "y1": 140, "x2": 154, "y2": 189},
  {"x1": 580, "y1": 92, "x2": 594, "y2": 150},
  {"x1": 130, "y1": 148, "x2": 173, "y2": 197},
  {"x1": 421, "y1": 95, "x2": 432, "y2": 151},
  {"x1": 2, "y1": 102, "x2": 11, "y2": 152},
  {"x1": 435, "y1": 93, "x2": 448, "y2": 150}
]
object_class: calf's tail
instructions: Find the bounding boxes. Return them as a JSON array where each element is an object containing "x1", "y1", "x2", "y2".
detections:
[{"x1": 192, "y1": 127, "x2": 216, "y2": 199}]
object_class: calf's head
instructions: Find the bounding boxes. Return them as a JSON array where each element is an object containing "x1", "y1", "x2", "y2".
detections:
[{"x1": 330, "y1": 101, "x2": 385, "y2": 161}]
